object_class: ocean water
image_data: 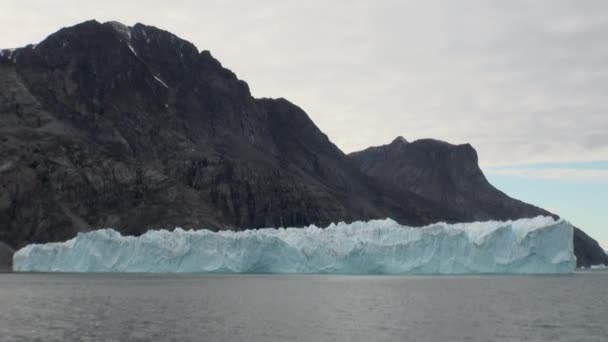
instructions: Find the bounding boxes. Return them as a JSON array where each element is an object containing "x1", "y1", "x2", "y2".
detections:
[{"x1": 0, "y1": 272, "x2": 606, "y2": 341}]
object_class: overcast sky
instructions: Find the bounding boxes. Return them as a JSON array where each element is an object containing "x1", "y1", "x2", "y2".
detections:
[
  {"x1": 2, "y1": 1, "x2": 607, "y2": 245},
  {"x1": 3, "y1": 1, "x2": 608, "y2": 166}
]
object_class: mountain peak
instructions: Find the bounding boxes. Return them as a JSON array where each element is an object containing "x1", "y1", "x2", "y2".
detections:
[
  {"x1": 391, "y1": 136, "x2": 408, "y2": 145},
  {"x1": 104, "y1": 21, "x2": 132, "y2": 41}
]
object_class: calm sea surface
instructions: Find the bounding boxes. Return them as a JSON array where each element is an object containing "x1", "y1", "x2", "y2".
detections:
[{"x1": 0, "y1": 271, "x2": 606, "y2": 341}]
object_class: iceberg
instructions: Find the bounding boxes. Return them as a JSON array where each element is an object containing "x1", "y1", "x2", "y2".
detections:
[{"x1": 12, "y1": 216, "x2": 576, "y2": 274}]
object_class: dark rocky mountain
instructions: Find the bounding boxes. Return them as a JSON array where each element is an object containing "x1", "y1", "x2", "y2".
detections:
[
  {"x1": 0, "y1": 20, "x2": 604, "y2": 269},
  {"x1": 0, "y1": 241, "x2": 13, "y2": 271},
  {"x1": 0, "y1": 20, "x2": 439, "y2": 264},
  {"x1": 349, "y1": 137, "x2": 608, "y2": 267}
]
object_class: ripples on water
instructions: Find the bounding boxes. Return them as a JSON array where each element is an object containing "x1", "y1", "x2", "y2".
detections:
[{"x1": 0, "y1": 272, "x2": 607, "y2": 341}]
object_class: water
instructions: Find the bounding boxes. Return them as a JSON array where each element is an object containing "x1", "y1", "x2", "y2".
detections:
[{"x1": 0, "y1": 272, "x2": 606, "y2": 341}]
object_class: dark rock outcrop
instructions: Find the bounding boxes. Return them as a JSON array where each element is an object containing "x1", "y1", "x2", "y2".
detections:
[
  {"x1": 0, "y1": 241, "x2": 13, "y2": 271},
  {"x1": 573, "y1": 228, "x2": 608, "y2": 268},
  {"x1": 349, "y1": 137, "x2": 608, "y2": 267}
]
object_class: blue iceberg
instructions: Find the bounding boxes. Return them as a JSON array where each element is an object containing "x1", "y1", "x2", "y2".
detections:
[{"x1": 13, "y1": 216, "x2": 576, "y2": 274}]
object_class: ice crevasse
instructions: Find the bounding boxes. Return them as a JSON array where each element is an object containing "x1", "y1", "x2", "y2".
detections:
[{"x1": 12, "y1": 216, "x2": 576, "y2": 274}]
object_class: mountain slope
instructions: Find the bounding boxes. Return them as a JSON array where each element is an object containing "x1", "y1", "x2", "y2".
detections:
[
  {"x1": 349, "y1": 137, "x2": 608, "y2": 267},
  {"x1": 1, "y1": 20, "x2": 433, "y2": 253}
]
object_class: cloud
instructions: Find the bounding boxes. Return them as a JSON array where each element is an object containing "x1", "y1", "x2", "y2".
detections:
[
  {"x1": 487, "y1": 167, "x2": 608, "y2": 182},
  {"x1": 486, "y1": 160, "x2": 608, "y2": 181},
  {"x1": 2, "y1": 1, "x2": 607, "y2": 166}
]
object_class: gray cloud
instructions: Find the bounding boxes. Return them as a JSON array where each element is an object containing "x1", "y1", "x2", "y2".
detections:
[{"x1": 2, "y1": 0, "x2": 607, "y2": 166}]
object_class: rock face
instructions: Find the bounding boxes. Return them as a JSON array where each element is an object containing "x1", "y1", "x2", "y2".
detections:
[
  {"x1": 1, "y1": 20, "x2": 604, "y2": 268},
  {"x1": 573, "y1": 228, "x2": 608, "y2": 268},
  {"x1": 0, "y1": 241, "x2": 13, "y2": 271},
  {"x1": 0, "y1": 20, "x2": 434, "y2": 253},
  {"x1": 349, "y1": 137, "x2": 608, "y2": 267}
]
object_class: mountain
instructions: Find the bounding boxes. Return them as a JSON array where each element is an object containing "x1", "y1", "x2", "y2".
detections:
[
  {"x1": 0, "y1": 241, "x2": 13, "y2": 271},
  {"x1": 349, "y1": 137, "x2": 608, "y2": 267},
  {"x1": 1, "y1": 20, "x2": 604, "y2": 269},
  {"x1": 0, "y1": 20, "x2": 440, "y2": 257}
]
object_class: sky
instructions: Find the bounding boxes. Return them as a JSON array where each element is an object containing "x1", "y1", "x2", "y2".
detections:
[{"x1": 2, "y1": 1, "x2": 606, "y2": 248}]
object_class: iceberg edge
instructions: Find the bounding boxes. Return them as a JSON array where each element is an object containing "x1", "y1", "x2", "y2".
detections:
[{"x1": 13, "y1": 216, "x2": 576, "y2": 274}]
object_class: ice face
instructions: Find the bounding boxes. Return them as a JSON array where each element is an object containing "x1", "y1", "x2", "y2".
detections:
[{"x1": 12, "y1": 216, "x2": 576, "y2": 274}]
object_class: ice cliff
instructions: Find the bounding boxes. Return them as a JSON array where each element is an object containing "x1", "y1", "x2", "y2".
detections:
[{"x1": 12, "y1": 216, "x2": 576, "y2": 274}]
